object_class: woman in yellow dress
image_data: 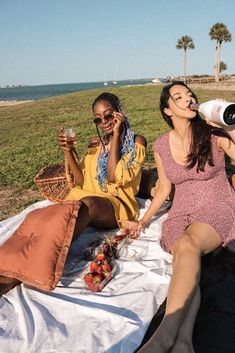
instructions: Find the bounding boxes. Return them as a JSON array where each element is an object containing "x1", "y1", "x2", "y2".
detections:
[
  {"x1": 59, "y1": 92, "x2": 147, "y2": 241},
  {"x1": 0, "y1": 92, "x2": 147, "y2": 295}
]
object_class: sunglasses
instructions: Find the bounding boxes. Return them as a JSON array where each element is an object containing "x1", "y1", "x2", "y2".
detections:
[{"x1": 93, "y1": 113, "x2": 114, "y2": 125}]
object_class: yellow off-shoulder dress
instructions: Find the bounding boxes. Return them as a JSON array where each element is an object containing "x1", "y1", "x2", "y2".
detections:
[{"x1": 65, "y1": 143, "x2": 146, "y2": 221}]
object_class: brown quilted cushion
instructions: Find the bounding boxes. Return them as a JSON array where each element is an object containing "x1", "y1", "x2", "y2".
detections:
[{"x1": 0, "y1": 201, "x2": 81, "y2": 291}]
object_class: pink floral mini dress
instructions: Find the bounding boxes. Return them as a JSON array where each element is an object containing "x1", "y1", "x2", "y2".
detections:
[{"x1": 153, "y1": 132, "x2": 235, "y2": 253}]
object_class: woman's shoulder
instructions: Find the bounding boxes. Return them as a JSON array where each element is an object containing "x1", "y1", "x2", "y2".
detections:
[
  {"x1": 152, "y1": 132, "x2": 169, "y2": 153},
  {"x1": 87, "y1": 136, "x2": 100, "y2": 148},
  {"x1": 134, "y1": 134, "x2": 147, "y2": 147}
]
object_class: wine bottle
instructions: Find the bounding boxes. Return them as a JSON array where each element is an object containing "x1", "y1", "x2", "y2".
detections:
[{"x1": 190, "y1": 100, "x2": 235, "y2": 127}]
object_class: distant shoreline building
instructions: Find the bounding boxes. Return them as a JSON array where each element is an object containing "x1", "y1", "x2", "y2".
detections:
[{"x1": 0, "y1": 84, "x2": 30, "y2": 89}]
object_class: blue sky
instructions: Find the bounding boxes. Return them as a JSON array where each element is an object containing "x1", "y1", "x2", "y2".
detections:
[{"x1": 1, "y1": 0, "x2": 235, "y2": 85}]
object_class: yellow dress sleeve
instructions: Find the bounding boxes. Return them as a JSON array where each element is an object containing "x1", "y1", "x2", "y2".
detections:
[
  {"x1": 79, "y1": 147, "x2": 97, "y2": 176},
  {"x1": 114, "y1": 143, "x2": 146, "y2": 186}
]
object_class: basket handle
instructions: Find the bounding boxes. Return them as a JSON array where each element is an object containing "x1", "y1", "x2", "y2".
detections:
[
  {"x1": 64, "y1": 146, "x2": 80, "y2": 189},
  {"x1": 64, "y1": 155, "x2": 75, "y2": 188}
]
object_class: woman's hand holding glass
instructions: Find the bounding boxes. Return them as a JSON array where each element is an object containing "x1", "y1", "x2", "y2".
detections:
[{"x1": 58, "y1": 127, "x2": 76, "y2": 152}]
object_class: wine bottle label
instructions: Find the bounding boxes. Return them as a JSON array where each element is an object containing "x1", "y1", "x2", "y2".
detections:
[{"x1": 211, "y1": 104, "x2": 224, "y2": 124}]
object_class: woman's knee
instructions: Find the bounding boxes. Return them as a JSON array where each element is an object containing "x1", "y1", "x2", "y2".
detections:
[
  {"x1": 172, "y1": 234, "x2": 201, "y2": 257},
  {"x1": 79, "y1": 196, "x2": 116, "y2": 228},
  {"x1": 80, "y1": 196, "x2": 112, "y2": 219},
  {"x1": 80, "y1": 197, "x2": 97, "y2": 215}
]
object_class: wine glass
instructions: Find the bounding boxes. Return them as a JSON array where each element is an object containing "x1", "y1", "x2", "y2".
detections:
[
  {"x1": 64, "y1": 128, "x2": 76, "y2": 146},
  {"x1": 65, "y1": 128, "x2": 75, "y2": 139}
]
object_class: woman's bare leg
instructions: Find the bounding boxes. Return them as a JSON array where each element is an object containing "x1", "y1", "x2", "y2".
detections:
[
  {"x1": 72, "y1": 196, "x2": 118, "y2": 241},
  {"x1": 170, "y1": 288, "x2": 200, "y2": 353},
  {"x1": 137, "y1": 222, "x2": 222, "y2": 353}
]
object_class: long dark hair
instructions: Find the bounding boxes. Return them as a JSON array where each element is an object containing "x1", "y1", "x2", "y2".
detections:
[{"x1": 160, "y1": 81, "x2": 214, "y2": 172}]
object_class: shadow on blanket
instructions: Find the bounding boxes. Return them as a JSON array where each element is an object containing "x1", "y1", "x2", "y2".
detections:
[{"x1": 135, "y1": 246, "x2": 235, "y2": 353}]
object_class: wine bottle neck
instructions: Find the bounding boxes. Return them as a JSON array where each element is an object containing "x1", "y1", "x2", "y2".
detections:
[{"x1": 189, "y1": 103, "x2": 200, "y2": 111}]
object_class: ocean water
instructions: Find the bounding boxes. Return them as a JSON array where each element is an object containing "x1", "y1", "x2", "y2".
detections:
[{"x1": 0, "y1": 78, "x2": 152, "y2": 101}]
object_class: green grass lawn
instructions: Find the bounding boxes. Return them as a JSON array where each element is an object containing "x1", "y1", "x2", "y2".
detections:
[{"x1": 1, "y1": 84, "x2": 235, "y2": 218}]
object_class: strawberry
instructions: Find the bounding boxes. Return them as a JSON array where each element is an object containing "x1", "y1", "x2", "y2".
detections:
[
  {"x1": 93, "y1": 274, "x2": 103, "y2": 285},
  {"x1": 96, "y1": 252, "x2": 106, "y2": 262},
  {"x1": 90, "y1": 261, "x2": 99, "y2": 272},
  {"x1": 84, "y1": 273, "x2": 93, "y2": 284},
  {"x1": 96, "y1": 265, "x2": 103, "y2": 274},
  {"x1": 102, "y1": 261, "x2": 111, "y2": 273},
  {"x1": 114, "y1": 234, "x2": 126, "y2": 242}
]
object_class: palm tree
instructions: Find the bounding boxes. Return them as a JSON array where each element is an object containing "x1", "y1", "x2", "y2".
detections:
[
  {"x1": 209, "y1": 23, "x2": 232, "y2": 83},
  {"x1": 176, "y1": 35, "x2": 195, "y2": 83}
]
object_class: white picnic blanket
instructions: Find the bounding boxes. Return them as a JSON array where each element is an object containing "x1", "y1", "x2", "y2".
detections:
[{"x1": 0, "y1": 198, "x2": 172, "y2": 353}]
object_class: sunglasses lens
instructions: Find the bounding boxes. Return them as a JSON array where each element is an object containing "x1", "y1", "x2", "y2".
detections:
[
  {"x1": 93, "y1": 114, "x2": 113, "y2": 125},
  {"x1": 93, "y1": 117, "x2": 102, "y2": 125},
  {"x1": 104, "y1": 114, "x2": 113, "y2": 121}
]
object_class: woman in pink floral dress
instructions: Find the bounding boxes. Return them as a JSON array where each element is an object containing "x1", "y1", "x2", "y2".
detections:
[{"x1": 124, "y1": 81, "x2": 235, "y2": 353}]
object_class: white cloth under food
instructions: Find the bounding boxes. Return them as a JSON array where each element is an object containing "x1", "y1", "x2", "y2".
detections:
[{"x1": 0, "y1": 199, "x2": 172, "y2": 353}]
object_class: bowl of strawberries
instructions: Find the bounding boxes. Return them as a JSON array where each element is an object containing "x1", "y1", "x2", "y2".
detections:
[
  {"x1": 83, "y1": 255, "x2": 116, "y2": 292},
  {"x1": 83, "y1": 231, "x2": 130, "y2": 291}
]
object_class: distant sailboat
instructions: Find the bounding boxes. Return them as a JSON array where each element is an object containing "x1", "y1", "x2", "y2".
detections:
[
  {"x1": 104, "y1": 72, "x2": 108, "y2": 86},
  {"x1": 112, "y1": 73, "x2": 118, "y2": 85}
]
